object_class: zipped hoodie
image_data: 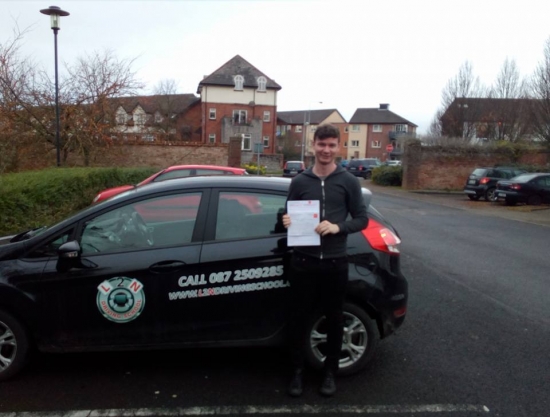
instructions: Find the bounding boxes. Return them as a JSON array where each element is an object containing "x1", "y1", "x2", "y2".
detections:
[{"x1": 286, "y1": 165, "x2": 368, "y2": 259}]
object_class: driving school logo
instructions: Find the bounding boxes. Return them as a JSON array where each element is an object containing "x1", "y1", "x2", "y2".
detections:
[{"x1": 97, "y1": 277, "x2": 145, "y2": 323}]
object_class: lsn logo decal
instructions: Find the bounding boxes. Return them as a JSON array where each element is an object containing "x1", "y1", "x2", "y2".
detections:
[{"x1": 97, "y1": 277, "x2": 145, "y2": 323}]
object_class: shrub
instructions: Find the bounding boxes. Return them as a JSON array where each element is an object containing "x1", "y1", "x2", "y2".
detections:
[
  {"x1": 0, "y1": 167, "x2": 157, "y2": 236},
  {"x1": 371, "y1": 166, "x2": 403, "y2": 186},
  {"x1": 241, "y1": 162, "x2": 266, "y2": 175}
]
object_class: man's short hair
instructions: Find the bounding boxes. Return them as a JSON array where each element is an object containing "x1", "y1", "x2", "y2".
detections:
[{"x1": 314, "y1": 124, "x2": 340, "y2": 141}]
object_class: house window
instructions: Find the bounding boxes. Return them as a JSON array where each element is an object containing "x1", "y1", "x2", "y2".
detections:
[
  {"x1": 234, "y1": 75, "x2": 244, "y2": 90},
  {"x1": 233, "y1": 110, "x2": 247, "y2": 124},
  {"x1": 241, "y1": 134, "x2": 251, "y2": 150},
  {"x1": 395, "y1": 124, "x2": 408, "y2": 133},
  {"x1": 154, "y1": 112, "x2": 162, "y2": 123},
  {"x1": 295, "y1": 125, "x2": 302, "y2": 133},
  {"x1": 116, "y1": 112, "x2": 126, "y2": 125},
  {"x1": 143, "y1": 134, "x2": 155, "y2": 142},
  {"x1": 344, "y1": 126, "x2": 349, "y2": 132},
  {"x1": 311, "y1": 126, "x2": 316, "y2": 132},
  {"x1": 373, "y1": 124, "x2": 382, "y2": 132},
  {"x1": 257, "y1": 76, "x2": 267, "y2": 92},
  {"x1": 351, "y1": 125, "x2": 360, "y2": 132},
  {"x1": 372, "y1": 140, "x2": 381, "y2": 148},
  {"x1": 263, "y1": 111, "x2": 270, "y2": 122},
  {"x1": 209, "y1": 134, "x2": 216, "y2": 144},
  {"x1": 263, "y1": 135, "x2": 269, "y2": 147},
  {"x1": 344, "y1": 141, "x2": 348, "y2": 147},
  {"x1": 294, "y1": 141, "x2": 301, "y2": 147},
  {"x1": 209, "y1": 108, "x2": 216, "y2": 120},
  {"x1": 134, "y1": 113, "x2": 146, "y2": 126},
  {"x1": 351, "y1": 140, "x2": 359, "y2": 147}
]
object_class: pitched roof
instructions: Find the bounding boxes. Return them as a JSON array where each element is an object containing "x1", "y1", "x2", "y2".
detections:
[
  {"x1": 441, "y1": 97, "x2": 534, "y2": 121},
  {"x1": 111, "y1": 94, "x2": 199, "y2": 115},
  {"x1": 277, "y1": 109, "x2": 345, "y2": 124},
  {"x1": 198, "y1": 55, "x2": 282, "y2": 93},
  {"x1": 349, "y1": 108, "x2": 417, "y2": 126}
]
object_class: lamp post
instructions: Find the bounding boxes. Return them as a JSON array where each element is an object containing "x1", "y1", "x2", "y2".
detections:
[
  {"x1": 40, "y1": 5, "x2": 70, "y2": 167},
  {"x1": 300, "y1": 101, "x2": 322, "y2": 163}
]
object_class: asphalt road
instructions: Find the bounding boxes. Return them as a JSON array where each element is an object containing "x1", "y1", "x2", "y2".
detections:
[{"x1": 0, "y1": 190, "x2": 548, "y2": 417}]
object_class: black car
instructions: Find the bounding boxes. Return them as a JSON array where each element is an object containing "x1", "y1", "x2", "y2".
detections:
[
  {"x1": 495, "y1": 172, "x2": 550, "y2": 205},
  {"x1": 0, "y1": 176, "x2": 407, "y2": 381},
  {"x1": 282, "y1": 161, "x2": 305, "y2": 177},
  {"x1": 347, "y1": 158, "x2": 382, "y2": 179},
  {"x1": 463, "y1": 167, "x2": 526, "y2": 201}
]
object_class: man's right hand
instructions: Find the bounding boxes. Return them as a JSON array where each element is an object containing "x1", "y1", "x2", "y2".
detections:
[{"x1": 282, "y1": 214, "x2": 291, "y2": 228}]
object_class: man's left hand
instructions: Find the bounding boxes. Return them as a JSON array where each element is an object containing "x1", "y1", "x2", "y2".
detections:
[{"x1": 315, "y1": 220, "x2": 340, "y2": 236}]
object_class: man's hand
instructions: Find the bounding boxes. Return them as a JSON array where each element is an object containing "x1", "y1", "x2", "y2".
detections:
[
  {"x1": 282, "y1": 214, "x2": 291, "y2": 228},
  {"x1": 315, "y1": 220, "x2": 340, "y2": 236}
]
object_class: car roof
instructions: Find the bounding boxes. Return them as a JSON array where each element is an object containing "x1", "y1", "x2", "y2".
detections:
[{"x1": 163, "y1": 164, "x2": 245, "y2": 172}]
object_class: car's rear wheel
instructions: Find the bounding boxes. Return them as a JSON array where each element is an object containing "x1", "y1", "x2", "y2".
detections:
[
  {"x1": 527, "y1": 194, "x2": 542, "y2": 206},
  {"x1": 0, "y1": 310, "x2": 30, "y2": 382},
  {"x1": 484, "y1": 187, "x2": 496, "y2": 202},
  {"x1": 505, "y1": 198, "x2": 517, "y2": 206},
  {"x1": 304, "y1": 303, "x2": 378, "y2": 376},
  {"x1": 467, "y1": 195, "x2": 481, "y2": 201}
]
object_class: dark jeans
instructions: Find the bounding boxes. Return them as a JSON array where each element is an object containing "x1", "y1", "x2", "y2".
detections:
[{"x1": 287, "y1": 251, "x2": 349, "y2": 374}]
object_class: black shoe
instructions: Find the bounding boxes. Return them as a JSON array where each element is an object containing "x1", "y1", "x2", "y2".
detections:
[
  {"x1": 319, "y1": 371, "x2": 336, "y2": 397},
  {"x1": 287, "y1": 369, "x2": 304, "y2": 397}
]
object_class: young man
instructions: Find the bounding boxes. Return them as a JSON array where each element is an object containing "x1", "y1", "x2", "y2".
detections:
[{"x1": 282, "y1": 124, "x2": 368, "y2": 397}]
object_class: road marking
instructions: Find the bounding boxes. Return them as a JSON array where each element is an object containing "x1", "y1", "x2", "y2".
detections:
[{"x1": 0, "y1": 404, "x2": 490, "y2": 416}]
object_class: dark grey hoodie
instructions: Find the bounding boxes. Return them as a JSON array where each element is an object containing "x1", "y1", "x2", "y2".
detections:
[{"x1": 286, "y1": 165, "x2": 368, "y2": 259}]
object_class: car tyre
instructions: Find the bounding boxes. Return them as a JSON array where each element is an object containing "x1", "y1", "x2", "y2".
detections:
[
  {"x1": 304, "y1": 303, "x2": 378, "y2": 376},
  {"x1": 467, "y1": 195, "x2": 481, "y2": 201},
  {"x1": 505, "y1": 198, "x2": 517, "y2": 206},
  {"x1": 0, "y1": 310, "x2": 31, "y2": 382},
  {"x1": 484, "y1": 187, "x2": 496, "y2": 202},
  {"x1": 527, "y1": 194, "x2": 542, "y2": 206}
]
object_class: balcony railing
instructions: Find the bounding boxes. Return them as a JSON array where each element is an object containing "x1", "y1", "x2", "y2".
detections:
[{"x1": 389, "y1": 130, "x2": 416, "y2": 139}]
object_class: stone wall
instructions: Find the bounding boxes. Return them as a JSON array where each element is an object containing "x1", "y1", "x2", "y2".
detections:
[{"x1": 402, "y1": 141, "x2": 550, "y2": 190}]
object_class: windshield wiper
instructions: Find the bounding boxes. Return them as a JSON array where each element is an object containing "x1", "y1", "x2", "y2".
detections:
[{"x1": 11, "y1": 226, "x2": 48, "y2": 242}]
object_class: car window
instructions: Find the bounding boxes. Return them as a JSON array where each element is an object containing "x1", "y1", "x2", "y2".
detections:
[
  {"x1": 215, "y1": 192, "x2": 286, "y2": 240},
  {"x1": 195, "y1": 169, "x2": 227, "y2": 176},
  {"x1": 154, "y1": 169, "x2": 193, "y2": 182},
  {"x1": 472, "y1": 169, "x2": 487, "y2": 176},
  {"x1": 80, "y1": 192, "x2": 202, "y2": 255},
  {"x1": 286, "y1": 162, "x2": 303, "y2": 169}
]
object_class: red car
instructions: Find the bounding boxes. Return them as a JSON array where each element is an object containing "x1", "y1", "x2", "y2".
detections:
[{"x1": 93, "y1": 165, "x2": 248, "y2": 204}]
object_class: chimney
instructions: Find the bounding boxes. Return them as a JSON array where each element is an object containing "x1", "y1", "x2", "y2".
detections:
[{"x1": 379, "y1": 103, "x2": 389, "y2": 110}]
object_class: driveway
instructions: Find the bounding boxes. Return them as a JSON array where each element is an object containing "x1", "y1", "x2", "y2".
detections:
[{"x1": 361, "y1": 180, "x2": 550, "y2": 227}]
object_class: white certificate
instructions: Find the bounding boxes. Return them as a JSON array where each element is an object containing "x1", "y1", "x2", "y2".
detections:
[{"x1": 287, "y1": 200, "x2": 320, "y2": 246}]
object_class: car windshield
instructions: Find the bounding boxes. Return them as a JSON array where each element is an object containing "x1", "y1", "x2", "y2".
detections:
[
  {"x1": 286, "y1": 162, "x2": 302, "y2": 169},
  {"x1": 511, "y1": 173, "x2": 539, "y2": 182}
]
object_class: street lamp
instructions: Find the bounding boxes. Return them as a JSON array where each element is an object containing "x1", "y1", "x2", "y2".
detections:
[
  {"x1": 300, "y1": 102, "x2": 322, "y2": 163},
  {"x1": 40, "y1": 5, "x2": 70, "y2": 167}
]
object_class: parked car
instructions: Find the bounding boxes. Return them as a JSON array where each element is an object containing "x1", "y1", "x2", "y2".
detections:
[
  {"x1": 463, "y1": 166, "x2": 526, "y2": 201},
  {"x1": 347, "y1": 158, "x2": 382, "y2": 179},
  {"x1": 0, "y1": 176, "x2": 407, "y2": 381},
  {"x1": 495, "y1": 172, "x2": 550, "y2": 206},
  {"x1": 282, "y1": 161, "x2": 305, "y2": 177},
  {"x1": 339, "y1": 159, "x2": 350, "y2": 168},
  {"x1": 385, "y1": 160, "x2": 402, "y2": 167},
  {"x1": 92, "y1": 165, "x2": 247, "y2": 204}
]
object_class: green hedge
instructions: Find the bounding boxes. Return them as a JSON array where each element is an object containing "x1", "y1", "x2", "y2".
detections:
[
  {"x1": 0, "y1": 167, "x2": 157, "y2": 236},
  {"x1": 371, "y1": 166, "x2": 403, "y2": 186}
]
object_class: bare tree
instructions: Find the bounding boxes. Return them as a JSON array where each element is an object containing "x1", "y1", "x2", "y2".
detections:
[
  {"x1": 151, "y1": 78, "x2": 182, "y2": 140},
  {"x1": 436, "y1": 61, "x2": 488, "y2": 140},
  {"x1": 528, "y1": 37, "x2": 550, "y2": 144},
  {"x1": 487, "y1": 58, "x2": 530, "y2": 141}
]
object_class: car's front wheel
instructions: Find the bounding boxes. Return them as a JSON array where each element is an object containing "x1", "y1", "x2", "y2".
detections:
[
  {"x1": 485, "y1": 187, "x2": 496, "y2": 202},
  {"x1": 0, "y1": 309, "x2": 31, "y2": 381},
  {"x1": 304, "y1": 303, "x2": 378, "y2": 376}
]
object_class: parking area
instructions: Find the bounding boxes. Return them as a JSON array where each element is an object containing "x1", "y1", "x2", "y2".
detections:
[{"x1": 362, "y1": 180, "x2": 550, "y2": 227}]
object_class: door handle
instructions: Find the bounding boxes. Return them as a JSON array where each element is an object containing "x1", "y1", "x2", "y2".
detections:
[{"x1": 149, "y1": 260, "x2": 187, "y2": 273}]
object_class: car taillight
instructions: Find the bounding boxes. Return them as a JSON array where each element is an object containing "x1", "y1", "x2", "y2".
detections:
[
  {"x1": 361, "y1": 219, "x2": 401, "y2": 254},
  {"x1": 480, "y1": 177, "x2": 490, "y2": 184},
  {"x1": 510, "y1": 184, "x2": 521, "y2": 190}
]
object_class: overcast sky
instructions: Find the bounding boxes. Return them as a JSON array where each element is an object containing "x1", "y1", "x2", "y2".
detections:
[{"x1": 2, "y1": 0, "x2": 549, "y2": 134}]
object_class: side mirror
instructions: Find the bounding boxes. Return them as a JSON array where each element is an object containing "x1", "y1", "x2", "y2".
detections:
[{"x1": 58, "y1": 240, "x2": 81, "y2": 259}]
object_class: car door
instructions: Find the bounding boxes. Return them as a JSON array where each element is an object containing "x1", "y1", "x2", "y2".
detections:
[
  {"x1": 33, "y1": 190, "x2": 208, "y2": 349},
  {"x1": 538, "y1": 175, "x2": 550, "y2": 203},
  {"x1": 171, "y1": 188, "x2": 290, "y2": 342}
]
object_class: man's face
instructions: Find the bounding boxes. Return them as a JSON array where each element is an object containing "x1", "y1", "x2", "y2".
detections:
[{"x1": 313, "y1": 137, "x2": 339, "y2": 165}]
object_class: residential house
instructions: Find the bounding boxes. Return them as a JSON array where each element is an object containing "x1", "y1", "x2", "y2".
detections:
[
  {"x1": 440, "y1": 97, "x2": 537, "y2": 142},
  {"x1": 276, "y1": 109, "x2": 348, "y2": 164},
  {"x1": 111, "y1": 94, "x2": 200, "y2": 141},
  {"x1": 348, "y1": 104, "x2": 417, "y2": 161},
  {"x1": 196, "y1": 55, "x2": 282, "y2": 154}
]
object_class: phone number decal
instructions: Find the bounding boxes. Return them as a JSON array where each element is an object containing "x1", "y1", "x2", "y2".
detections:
[{"x1": 177, "y1": 265, "x2": 284, "y2": 288}]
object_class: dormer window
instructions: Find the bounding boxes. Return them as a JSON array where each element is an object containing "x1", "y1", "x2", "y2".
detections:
[
  {"x1": 257, "y1": 76, "x2": 267, "y2": 92},
  {"x1": 234, "y1": 75, "x2": 244, "y2": 91}
]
